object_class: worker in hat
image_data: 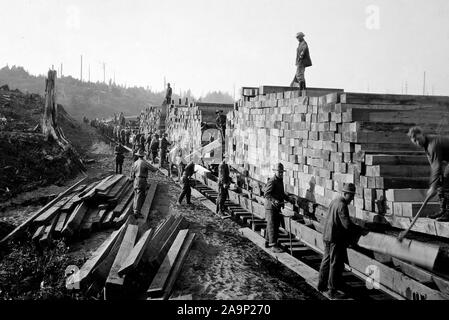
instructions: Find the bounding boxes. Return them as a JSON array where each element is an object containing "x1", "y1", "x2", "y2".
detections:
[
  {"x1": 177, "y1": 160, "x2": 196, "y2": 205},
  {"x1": 130, "y1": 149, "x2": 157, "y2": 219},
  {"x1": 114, "y1": 142, "x2": 126, "y2": 174},
  {"x1": 408, "y1": 126, "x2": 449, "y2": 221},
  {"x1": 159, "y1": 133, "x2": 171, "y2": 168},
  {"x1": 317, "y1": 183, "x2": 365, "y2": 299},
  {"x1": 290, "y1": 32, "x2": 312, "y2": 90},
  {"x1": 149, "y1": 133, "x2": 160, "y2": 164},
  {"x1": 216, "y1": 110, "x2": 227, "y2": 141},
  {"x1": 216, "y1": 153, "x2": 232, "y2": 216},
  {"x1": 264, "y1": 163, "x2": 294, "y2": 253}
]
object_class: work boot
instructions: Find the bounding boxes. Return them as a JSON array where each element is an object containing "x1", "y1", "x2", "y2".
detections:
[
  {"x1": 429, "y1": 198, "x2": 447, "y2": 219},
  {"x1": 317, "y1": 284, "x2": 328, "y2": 293},
  {"x1": 326, "y1": 289, "x2": 347, "y2": 300},
  {"x1": 271, "y1": 246, "x2": 283, "y2": 253},
  {"x1": 437, "y1": 211, "x2": 449, "y2": 222}
]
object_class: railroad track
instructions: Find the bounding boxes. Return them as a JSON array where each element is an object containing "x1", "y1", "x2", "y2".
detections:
[{"x1": 191, "y1": 181, "x2": 397, "y2": 300}]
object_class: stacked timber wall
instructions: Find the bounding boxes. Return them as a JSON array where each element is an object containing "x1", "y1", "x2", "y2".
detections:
[{"x1": 226, "y1": 86, "x2": 449, "y2": 228}]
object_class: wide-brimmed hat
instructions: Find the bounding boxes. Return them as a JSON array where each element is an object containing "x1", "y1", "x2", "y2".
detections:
[
  {"x1": 273, "y1": 163, "x2": 287, "y2": 172},
  {"x1": 135, "y1": 149, "x2": 145, "y2": 157},
  {"x1": 342, "y1": 183, "x2": 356, "y2": 194},
  {"x1": 296, "y1": 32, "x2": 305, "y2": 38}
]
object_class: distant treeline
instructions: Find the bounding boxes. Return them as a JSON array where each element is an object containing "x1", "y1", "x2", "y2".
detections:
[{"x1": 0, "y1": 65, "x2": 235, "y2": 120}]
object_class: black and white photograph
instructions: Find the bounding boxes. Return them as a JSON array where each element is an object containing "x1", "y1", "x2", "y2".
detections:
[{"x1": 1, "y1": 0, "x2": 449, "y2": 311}]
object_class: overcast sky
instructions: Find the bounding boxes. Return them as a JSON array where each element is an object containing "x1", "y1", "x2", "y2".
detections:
[{"x1": 1, "y1": 0, "x2": 448, "y2": 97}]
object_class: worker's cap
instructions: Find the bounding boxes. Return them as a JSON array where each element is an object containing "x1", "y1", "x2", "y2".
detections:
[
  {"x1": 216, "y1": 110, "x2": 221, "y2": 114},
  {"x1": 135, "y1": 149, "x2": 146, "y2": 157},
  {"x1": 273, "y1": 162, "x2": 287, "y2": 172},
  {"x1": 342, "y1": 183, "x2": 356, "y2": 194},
  {"x1": 296, "y1": 32, "x2": 305, "y2": 39}
]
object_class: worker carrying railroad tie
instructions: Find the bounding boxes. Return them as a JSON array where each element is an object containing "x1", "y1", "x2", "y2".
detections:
[
  {"x1": 130, "y1": 149, "x2": 157, "y2": 219},
  {"x1": 150, "y1": 133, "x2": 160, "y2": 164},
  {"x1": 264, "y1": 163, "x2": 295, "y2": 253},
  {"x1": 177, "y1": 160, "x2": 196, "y2": 205},
  {"x1": 317, "y1": 183, "x2": 365, "y2": 299},
  {"x1": 290, "y1": 32, "x2": 312, "y2": 90},
  {"x1": 215, "y1": 110, "x2": 227, "y2": 141},
  {"x1": 408, "y1": 126, "x2": 449, "y2": 222},
  {"x1": 114, "y1": 142, "x2": 126, "y2": 174},
  {"x1": 216, "y1": 153, "x2": 231, "y2": 216}
]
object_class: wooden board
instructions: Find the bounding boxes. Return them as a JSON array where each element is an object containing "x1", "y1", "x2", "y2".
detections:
[
  {"x1": 385, "y1": 189, "x2": 438, "y2": 202},
  {"x1": 74, "y1": 221, "x2": 130, "y2": 290},
  {"x1": 140, "y1": 183, "x2": 158, "y2": 223},
  {"x1": 61, "y1": 201, "x2": 89, "y2": 238},
  {"x1": 147, "y1": 229, "x2": 189, "y2": 297},
  {"x1": 0, "y1": 177, "x2": 87, "y2": 245},
  {"x1": 53, "y1": 211, "x2": 68, "y2": 236},
  {"x1": 96, "y1": 174, "x2": 124, "y2": 193},
  {"x1": 34, "y1": 194, "x2": 73, "y2": 224},
  {"x1": 105, "y1": 224, "x2": 139, "y2": 299},
  {"x1": 159, "y1": 232, "x2": 196, "y2": 300},
  {"x1": 113, "y1": 185, "x2": 134, "y2": 215},
  {"x1": 152, "y1": 217, "x2": 186, "y2": 265},
  {"x1": 39, "y1": 214, "x2": 59, "y2": 245},
  {"x1": 118, "y1": 228, "x2": 155, "y2": 276}
]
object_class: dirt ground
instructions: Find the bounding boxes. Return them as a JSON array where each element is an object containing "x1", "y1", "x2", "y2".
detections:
[{"x1": 0, "y1": 131, "x2": 324, "y2": 300}]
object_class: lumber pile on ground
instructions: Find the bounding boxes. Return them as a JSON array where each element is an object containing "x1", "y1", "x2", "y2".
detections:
[
  {"x1": 69, "y1": 212, "x2": 195, "y2": 300},
  {"x1": 226, "y1": 86, "x2": 449, "y2": 236},
  {"x1": 10, "y1": 174, "x2": 142, "y2": 246}
]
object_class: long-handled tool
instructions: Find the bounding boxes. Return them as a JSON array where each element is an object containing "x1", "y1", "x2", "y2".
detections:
[{"x1": 397, "y1": 192, "x2": 433, "y2": 242}]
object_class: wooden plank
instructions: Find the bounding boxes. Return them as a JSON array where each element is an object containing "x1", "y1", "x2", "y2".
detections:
[
  {"x1": 113, "y1": 185, "x2": 134, "y2": 215},
  {"x1": 140, "y1": 183, "x2": 158, "y2": 222},
  {"x1": 61, "y1": 201, "x2": 89, "y2": 238},
  {"x1": 160, "y1": 232, "x2": 196, "y2": 300},
  {"x1": 386, "y1": 189, "x2": 438, "y2": 202},
  {"x1": 0, "y1": 177, "x2": 87, "y2": 245},
  {"x1": 32, "y1": 225, "x2": 45, "y2": 243},
  {"x1": 81, "y1": 176, "x2": 113, "y2": 200},
  {"x1": 39, "y1": 214, "x2": 59, "y2": 245},
  {"x1": 34, "y1": 194, "x2": 73, "y2": 224},
  {"x1": 118, "y1": 228, "x2": 155, "y2": 276},
  {"x1": 147, "y1": 229, "x2": 190, "y2": 297},
  {"x1": 80, "y1": 208, "x2": 100, "y2": 235},
  {"x1": 74, "y1": 222, "x2": 129, "y2": 290},
  {"x1": 391, "y1": 257, "x2": 449, "y2": 296},
  {"x1": 53, "y1": 211, "x2": 68, "y2": 236},
  {"x1": 365, "y1": 155, "x2": 428, "y2": 166},
  {"x1": 341, "y1": 92, "x2": 449, "y2": 106},
  {"x1": 105, "y1": 224, "x2": 139, "y2": 299},
  {"x1": 96, "y1": 174, "x2": 123, "y2": 193},
  {"x1": 107, "y1": 177, "x2": 129, "y2": 199},
  {"x1": 152, "y1": 217, "x2": 187, "y2": 265},
  {"x1": 113, "y1": 200, "x2": 134, "y2": 227}
]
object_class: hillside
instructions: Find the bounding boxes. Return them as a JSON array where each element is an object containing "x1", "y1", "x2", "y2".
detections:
[{"x1": 0, "y1": 66, "x2": 166, "y2": 121}]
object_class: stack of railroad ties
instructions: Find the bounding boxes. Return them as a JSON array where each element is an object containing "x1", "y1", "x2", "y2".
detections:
[
  {"x1": 0, "y1": 174, "x2": 195, "y2": 300},
  {"x1": 227, "y1": 86, "x2": 449, "y2": 237}
]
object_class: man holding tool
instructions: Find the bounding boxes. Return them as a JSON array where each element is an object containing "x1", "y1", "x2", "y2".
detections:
[{"x1": 408, "y1": 126, "x2": 449, "y2": 222}]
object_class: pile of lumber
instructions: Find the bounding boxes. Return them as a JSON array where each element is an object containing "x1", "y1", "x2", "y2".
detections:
[
  {"x1": 1, "y1": 174, "x2": 144, "y2": 246},
  {"x1": 71, "y1": 213, "x2": 195, "y2": 300},
  {"x1": 226, "y1": 86, "x2": 449, "y2": 232},
  {"x1": 139, "y1": 106, "x2": 162, "y2": 135}
]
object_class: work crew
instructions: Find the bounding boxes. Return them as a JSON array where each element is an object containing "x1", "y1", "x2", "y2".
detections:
[
  {"x1": 290, "y1": 32, "x2": 312, "y2": 90},
  {"x1": 317, "y1": 183, "x2": 364, "y2": 299},
  {"x1": 114, "y1": 142, "x2": 125, "y2": 174},
  {"x1": 408, "y1": 126, "x2": 449, "y2": 221},
  {"x1": 216, "y1": 153, "x2": 231, "y2": 216},
  {"x1": 165, "y1": 83, "x2": 172, "y2": 105},
  {"x1": 130, "y1": 149, "x2": 157, "y2": 219},
  {"x1": 159, "y1": 133, "x2": 171, "y2": 167},
  {"x1": 150, "y1": 133, "x2": 160, "y2": 164},
  {"x1": 264, "y1": 163, "x2": 292, "y2": 253},
  {"x1": 177, "y1": 161, "x2": 196, "y2": 205}
]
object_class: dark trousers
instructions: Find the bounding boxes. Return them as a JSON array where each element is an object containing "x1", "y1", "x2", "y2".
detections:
[
  {"x1": 437, "y1": 165, "x2": 449, "y2": 209},
  {"x1": 216, "y1": 184, "x2": 229, "y2": 214},
  {"x1": 265, "y1": 205, "x2": 281, "y2": 247},
  {"x1": 318, "y1": 241, "x2": 348, "y2": 291},
  {"x1": 115, "y1": 161, "x2": 123, "y2": 174},
  {"x1": 166, "y1": 97, "x2": 171, "y2": 105},
  {"x1": 151, "y1": 150, "x2": 158, "y2": 163},
  {"x1": 178, "y1": 178, "x2": 191, "y2": 204}
]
